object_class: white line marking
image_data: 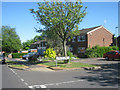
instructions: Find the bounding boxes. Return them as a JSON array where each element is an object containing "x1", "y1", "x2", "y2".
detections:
[
  {"x1": 43, "y1": 80, "x2": 84, "y2": 86},
  {"x1": 28, "y1": 86, "x2": 33, "y2": 88},
  {"x1": 40, "y1": 85, "x2": 47, "y2": 88},
  {"x1": 21, "y1": 78, "x2": 24, "y2": 82},
  {"x1": 24, "y1": 82, "x2": 28, "y2": 86},
  {"x1": 9, "y1": 68, "x2": 29, "y2": 87}
]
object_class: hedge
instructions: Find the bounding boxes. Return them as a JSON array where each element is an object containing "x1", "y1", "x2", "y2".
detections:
[
  {"x1": 85, "y1": 45, "x2": 119, "y2": 58},
  {"x1": 12, "y1": 53, "x2": 28, "y2": 58}
]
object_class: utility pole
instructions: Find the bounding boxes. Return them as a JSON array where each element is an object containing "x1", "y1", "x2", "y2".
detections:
[{"x1": 115, "y1": 27, "x2": 119, "y2": 47}]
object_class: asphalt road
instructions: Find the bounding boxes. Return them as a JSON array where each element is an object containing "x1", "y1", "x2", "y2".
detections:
[
  {"x1": 2, "y1": 58, "x2": 120, "y2": 89},
  {"x1": 2, "y1": 65, "x2": 28, "y2": 88}
]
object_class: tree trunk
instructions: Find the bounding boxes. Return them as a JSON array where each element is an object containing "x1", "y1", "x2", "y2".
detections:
[{"x1": 63, "y1": 40, "x2": 67, "y2": 57}]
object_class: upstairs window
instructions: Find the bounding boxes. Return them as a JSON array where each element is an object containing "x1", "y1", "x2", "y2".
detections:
[
  {"x1": 72, "y1": 37, "x2": 76, "y2": 42},
  {"x1": 78, "y1": 35, "x2": 85, "y2": 42}
]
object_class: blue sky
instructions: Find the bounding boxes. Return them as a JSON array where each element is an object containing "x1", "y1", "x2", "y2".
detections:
[{"x1": 2, "y1": 2, "x2": 118, "y2": 43}]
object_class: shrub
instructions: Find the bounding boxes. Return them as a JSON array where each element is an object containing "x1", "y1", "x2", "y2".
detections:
[
  {"x1": 12, "y1": 53, "x2": 28, "y2": 58},
  {"x1": 44, "y1": 48, "x2": 56, "y2": 59},
  {"x1": 85, "y1": 45, "x2": 119, "y2": 58}
]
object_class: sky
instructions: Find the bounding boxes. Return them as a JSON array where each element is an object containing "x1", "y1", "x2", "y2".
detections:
[{"x1": 2, "y1": 2, "x2": 119, "y2": 43}]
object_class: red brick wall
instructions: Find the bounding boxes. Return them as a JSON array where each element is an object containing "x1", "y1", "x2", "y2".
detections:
[{"x1": 87, "y1": 27, "x2": 113, "y2": 48}]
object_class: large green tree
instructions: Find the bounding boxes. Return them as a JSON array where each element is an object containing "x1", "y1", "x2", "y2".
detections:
[
  {"x1": 2, "y1": 26, "x2": 22, "y2": 53},
  {"x1": 22, "y1": 39, "x2": 34, "y2": 50},
  {"x1": 30, "y1": 2, "x2": 87, "y2": 57}
]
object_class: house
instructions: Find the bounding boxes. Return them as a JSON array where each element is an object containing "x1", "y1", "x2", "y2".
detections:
[
  {"x1": 30, "y1": 40, "x2": 47, "y2": 55},
  {"x1": 30, "y1": 40, "x2": 47, "y2": 49},
  {"x1": 67, "y1": 25, "x2": 114, "y2": 57}
]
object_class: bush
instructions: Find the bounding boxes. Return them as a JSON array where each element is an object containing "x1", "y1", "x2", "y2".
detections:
[
  {"x1": 67, "y1": 51, "x2": 74, "y2": 59},
  {"x1": 85, "y1": 45, "x2": 119, "y2": 58},
  {"x1": 12, "y1": 53, "x2": 28, "y2": 58},
  {"x1": 44, "y1": 48, "x2": 56, "y2": 59}
]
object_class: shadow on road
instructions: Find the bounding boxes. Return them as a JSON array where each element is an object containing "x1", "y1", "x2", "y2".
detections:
[{"x1": 74, "y1": 59, "x2": 120, "y2": 87}]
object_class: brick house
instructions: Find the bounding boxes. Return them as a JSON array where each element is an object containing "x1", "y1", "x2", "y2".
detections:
[{"x1": 67, "y1": 25, "x2": 114, "y2": 57}]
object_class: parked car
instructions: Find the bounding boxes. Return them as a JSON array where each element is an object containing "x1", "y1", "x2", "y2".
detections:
[
  {"x1": 22, "y1": 52, "x2": 41, "y2": 61},
  {"x1": 1, "y1": 54, "x2": 6, "y2": 64},
  {"x1": 22, "y1": 52, "x2": 36, "y2": 60},
  {"x1": 28, "y1": 52, "x2": 42, "y2": 61},
  {"x1": 103, "y1": 51, "x2": 120, "y2": 60}
]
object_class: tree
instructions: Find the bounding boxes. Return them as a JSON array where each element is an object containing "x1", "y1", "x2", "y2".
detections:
[
  {"x1": 30, "y1": 2, "x2": 87, "y2": 57},
  {"x1": 2, "y1": 26, "x2": 22, "y2": 53},
  {"x1": 22, "y1": 39, "x2": 34, "y2": 50},
  {"x1": 33, "y1": 35, "x2": 44, "y2": 42}
]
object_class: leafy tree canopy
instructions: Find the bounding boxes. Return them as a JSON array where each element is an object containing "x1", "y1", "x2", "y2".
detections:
[
  {"x1": 2, "y1": 26, "x2": 22, "y2": 53},
  {"x1": 30, "y1": 1, "x2": 87, "y2": 57}
]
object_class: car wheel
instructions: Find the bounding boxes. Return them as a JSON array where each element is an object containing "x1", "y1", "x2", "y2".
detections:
[
  {"x1": 105, "y1": 57, "x2": 109, "y2": 60},
  {"x1": 37, "y1": 56, "x2": 42, "y2": 61},
  {"x1": 26, "y1": 57, "x2": 28, "y2": 60}
]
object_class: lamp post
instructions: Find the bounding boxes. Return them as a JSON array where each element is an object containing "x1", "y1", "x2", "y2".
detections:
[{"x1": 115, "y1": 27, "x2": 119, "y2": 47}]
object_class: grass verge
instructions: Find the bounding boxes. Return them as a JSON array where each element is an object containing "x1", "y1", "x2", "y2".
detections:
[
  {"x1": 38, "y1": 61, "x2": 98, "y2": 68},
  {"x1": 6, "y1": 60, "x2": 17, "y2": 64}
]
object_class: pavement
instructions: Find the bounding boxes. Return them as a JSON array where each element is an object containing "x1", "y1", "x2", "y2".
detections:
[{"x1": 1, "y1": 58, "x2": 120, "y2": 89}]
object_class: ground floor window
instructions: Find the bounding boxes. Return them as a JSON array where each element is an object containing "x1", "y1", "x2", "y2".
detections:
[{"x1": 78, "y1": 47, "x2": 85, "y2": 53}]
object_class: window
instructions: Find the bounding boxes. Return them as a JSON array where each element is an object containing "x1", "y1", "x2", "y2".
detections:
[
  {"x1": 78, "y1": 47, "x2": 85, "y2": 53},
  {"x1": 72, "y1": 37, "x2": 76, "y2": 42},
  {"x1": 78, "y1": 35, "x2": 85, "y2": 42},
  {"x1": 69, "y1": 47, "x2": 73, "y2": 52},
  {"x1": 45, "y1": 42, "x2": 47, "y2": 46},
  {"x1": 41, "y1": 42, "x2": 44, "y2": 47}
]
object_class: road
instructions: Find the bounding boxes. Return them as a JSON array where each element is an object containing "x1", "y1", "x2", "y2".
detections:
[{"x1": 2, "y1": 58, "x2": 120, "y2": 89}]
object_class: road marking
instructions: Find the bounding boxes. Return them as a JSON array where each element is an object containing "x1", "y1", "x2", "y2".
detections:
[
  {"x1": 43, "y1": 80, "x2": 84, "y2": 86},
  {"x1": 28, "y1": 86, "x2": 33, "y2": 88},
  {"x1": 30, "y1": 79, "x2": 85, "y2": 88},
  {"x1": 24, "y1": 82, "x2": 28, "y2": 86},
  {"x1": 39, "y1": 85, "x2": 47, "y2": 88},
  {"x1": 9, "y1": 68, "x2": 29, "y2": 88},
  {"x1": 21, "y1": 78, "x2": 24, "y2": 82}
]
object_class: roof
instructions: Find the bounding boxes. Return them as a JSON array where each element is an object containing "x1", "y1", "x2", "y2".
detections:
[
  {"x1": 31, "y1": 40, "x2": 46, "y2": 45},
  {"x1": 79, "y1": 25, "x2": 102, "y2": 34}
]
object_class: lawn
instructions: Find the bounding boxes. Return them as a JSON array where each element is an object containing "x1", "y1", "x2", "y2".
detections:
[{"x1": 38, "y1": 61, "x2": 97, "y2": 68}]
